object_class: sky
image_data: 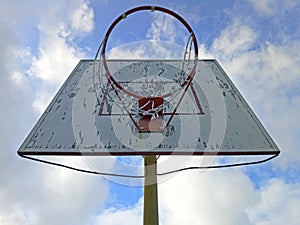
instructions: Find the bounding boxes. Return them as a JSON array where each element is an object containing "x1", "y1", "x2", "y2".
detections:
[{"x1": 0, "y1": 0, "x2": 300, "y2": 224}]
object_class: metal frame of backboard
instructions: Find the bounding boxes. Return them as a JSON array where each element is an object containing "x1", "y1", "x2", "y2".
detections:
[{"x1": 18, "y1": 59, "x2": 280, "y2": 157}]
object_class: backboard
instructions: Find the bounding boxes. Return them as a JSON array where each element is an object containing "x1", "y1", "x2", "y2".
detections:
[{"x1": 18, "y1": 59, "x2": 280, "y2": 156}]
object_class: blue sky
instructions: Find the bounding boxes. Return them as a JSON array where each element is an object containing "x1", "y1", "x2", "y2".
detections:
[{"x1": 1, "y1": 0, "x2": 300, "y2": 224}]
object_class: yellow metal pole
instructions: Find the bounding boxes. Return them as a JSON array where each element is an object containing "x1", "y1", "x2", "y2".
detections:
[{"x1": 143, "y1": 155, "x2": 159, "y2": 225}]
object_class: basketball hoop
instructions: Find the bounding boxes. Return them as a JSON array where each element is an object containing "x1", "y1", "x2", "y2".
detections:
[{"x1": 96, "y1": 6, "x2": 199, "y2": 132}]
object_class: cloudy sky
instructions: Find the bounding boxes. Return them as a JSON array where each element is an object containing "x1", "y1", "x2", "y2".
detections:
[{"x1": 1, "y1": 0, "x2": 300, "y2": 224}]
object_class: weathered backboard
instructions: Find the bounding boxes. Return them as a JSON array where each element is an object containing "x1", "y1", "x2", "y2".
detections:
[{"x1": 18, "y1": 59, "x2": 280, "y2": 156}]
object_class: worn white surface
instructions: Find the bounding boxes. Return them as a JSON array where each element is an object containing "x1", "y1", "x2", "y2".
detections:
[{"x1": 18, "y1": 59, "x2": 279, "y2": 155}]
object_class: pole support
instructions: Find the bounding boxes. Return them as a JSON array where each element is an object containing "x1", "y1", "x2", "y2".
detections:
[{"x1": 143, "y1": 155, "x2": 159, "y2": 225}]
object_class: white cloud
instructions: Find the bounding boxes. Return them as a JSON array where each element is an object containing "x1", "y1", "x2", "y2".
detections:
[
  {"x1": 0, "y1": 157, "x2": 112, "y2": 225},
  {"x1": 29, "y1": 19, "x2": 82, "y2": 85},
  {"x1": 147, "y1": 13, "x2": 178, "y2": 43},
  {"x1": 93, "y1": 169, "x2": 300, "y2": 225},
  {"x1": 159, "y1": 170, "x2": 256, "y2": 225},
  {"x1": 95, "y1": 198, "x2": 143, "y2": 225},
  {"x1": 0, "y1": 207, "x2": 38, "y2": 225},
  {"x1": 107, "y1": 43, "x2": 147, "y2": 59},
  {"x1": 172, "y1": 3, "x2": 207, "y2": 25},
  {"x1": 34, "y1": 158, "x2": 112, "y2": 225},
  {"x1": 146, "y1": 11, "x2": 192, "y2": 47},
  {"x1": 0, "y1": 8, "x2": 35, "y2": 138},
  {"x1": 29, "y1": 43, "x2": 78, "y2": 85},
  {"x1": 10, "y1": 72, "x2": 25, "y2": 87},
  {"x1": 250, "y1": 0, "x2": 298, "y2": 16},
  {"x1": 28, "y1": 28, "x2": 81, "y2": 112},
  {"x1": 250, "y1": 0, "x2": 276, "y2": 15},
  {"x1": 26, "y1": 0, "x2": 95, "y2": 113},
  {"x1": 262, "y1": 93, "x2": 300, "y2": 168},
  {"x1": 211, "y1": 20, "x2": 257, "y2": 60},
  {"x1": 262, "y1": 42, "x2": 300, "y2": 86},
  {"x1": 107, "y1": 41, "x2": 188, "y2": 60},
  {"x1": 92, "y1": 170, "x2": 300, "y2": 225},
  {"x1": 71, "y1": 2, "x2": 95, "y2": 33},
  {"x1": 247, "y1": 178, "x2": 300, "y2": 225},
  {"x1": 212, "y1": 41, "x2": 300, "y2": 91}
]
